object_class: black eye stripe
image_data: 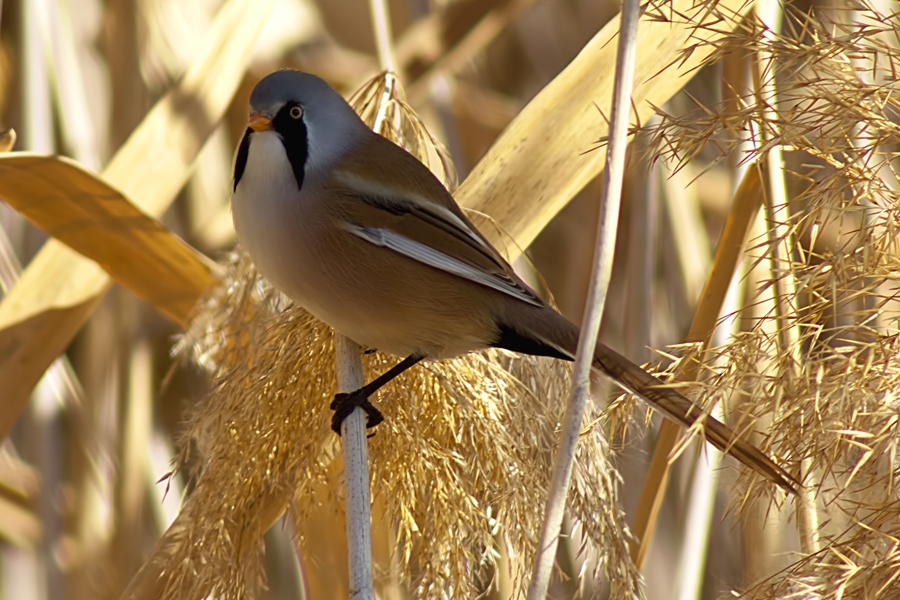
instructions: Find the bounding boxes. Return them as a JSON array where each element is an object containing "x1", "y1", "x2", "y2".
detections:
[
  {"x1": 233, "y1": 127, "x2": 252, "y2": 192},
  {"x1": 272, "y1": 102, "x2": 309, "y2": 191}
]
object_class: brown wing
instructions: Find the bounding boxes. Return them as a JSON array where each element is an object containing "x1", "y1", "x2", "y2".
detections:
[{"x1": 328, "y1": 133, "x2": 543, "y2": 307}]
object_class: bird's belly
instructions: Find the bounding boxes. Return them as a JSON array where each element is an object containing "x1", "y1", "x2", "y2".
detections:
[
  {"x1": 279, "y1": 269, "x2": 491, "y2": 361},
  {"x1": 235, "y1": 208, "x2": 491, "y2": 359}
]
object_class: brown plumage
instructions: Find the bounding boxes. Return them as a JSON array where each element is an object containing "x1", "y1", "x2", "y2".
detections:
[{"x1": 232, "y1": 70, "x2": 798, "y2": 493}]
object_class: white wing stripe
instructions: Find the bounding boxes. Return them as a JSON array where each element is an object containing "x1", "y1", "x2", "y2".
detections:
[{"x1": 343, "y1": 223, "x2": 543, "y2": 306}]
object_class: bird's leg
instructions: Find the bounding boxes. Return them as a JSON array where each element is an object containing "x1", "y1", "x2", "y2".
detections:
[{"x1": 330, "y1": 354, "x2": 424, "y2": 434}]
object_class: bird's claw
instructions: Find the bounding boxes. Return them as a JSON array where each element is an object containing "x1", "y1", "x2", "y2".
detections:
[{"x1": 331, "y1": 390, "x2": 383, "y2": 435}]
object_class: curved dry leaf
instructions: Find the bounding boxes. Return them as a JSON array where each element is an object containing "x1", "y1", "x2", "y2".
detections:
[
  {"x1": 0, "y1": 0, "x2": 276, "y2": 440},
  {"x1": 0, "y1": 153, "x2": 215, "y2": 326},
  {"x1": 457, "y1": 0, "x2": 757, "y2": 258}
]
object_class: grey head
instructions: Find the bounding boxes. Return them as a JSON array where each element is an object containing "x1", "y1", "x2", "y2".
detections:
[{"x1": 234, "y1": 70, "x2": 369, "y2": 192}]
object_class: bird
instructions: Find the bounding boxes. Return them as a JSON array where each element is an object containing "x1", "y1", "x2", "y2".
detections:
[{"x1": 230, "y1": 69, "x2": 797, "y2": 493}]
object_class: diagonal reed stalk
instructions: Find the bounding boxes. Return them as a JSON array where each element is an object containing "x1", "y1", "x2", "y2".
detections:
[
  {"x1": 631, "y1": 164, "x2": 768, "y2": 567},
  {"x1": 526, "y1": 0, "x2": 641, "y2": 595},
  {"x1": 0, "y1": 155, "x2": 217, "y2": 325}
]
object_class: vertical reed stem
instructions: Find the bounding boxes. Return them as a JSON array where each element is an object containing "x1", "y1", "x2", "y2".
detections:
[
  {"x1": 335, "y1": 335, "x2": 376, "y2": 600},
  {"x1": 334, "y1": 2, "x2": 402, "y2": 598},
  {"x1": 754, "y1": 0, "x2": 820, "y2": 555},
  {"x1": 526, "y1": 0, "x2": 642, "y2": 595}
]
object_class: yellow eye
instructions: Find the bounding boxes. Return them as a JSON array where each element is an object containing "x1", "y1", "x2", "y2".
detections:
[{"x1": 289, "y1": 106, "x2": 303, "y2": 119}]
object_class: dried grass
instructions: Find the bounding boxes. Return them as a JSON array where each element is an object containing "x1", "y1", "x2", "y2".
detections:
[
  {"x1": 170, "y1": 253, "x2": 639, "y2": 598},
  {"x1": 639, "y1": 2, "x2": 900, "y2": 597},
  {"x1": 159, "y1": 75, "x2": 641, "y2": 599},
  {"x1": 6, "y1": 0, "x2": 898, "y2": 595}
]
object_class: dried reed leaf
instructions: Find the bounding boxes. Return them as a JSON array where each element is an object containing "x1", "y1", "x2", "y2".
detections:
[
  {"x1": 0, "y1": 451, "x2": 39, "y2": 503},
  {"x1": 455, "y1": 0, "x2": 757, "y2": 258},
  {"x1": 0, "y1": 154, "x2": 215, "y2": 326},
  {"x1": 0, "y1": 0, "x2": 276, "y2": 440}
]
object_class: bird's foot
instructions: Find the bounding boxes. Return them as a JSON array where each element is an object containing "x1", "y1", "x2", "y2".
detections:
[{"x1": 330, "y1": 389, "x2": 384, "y2": 435}]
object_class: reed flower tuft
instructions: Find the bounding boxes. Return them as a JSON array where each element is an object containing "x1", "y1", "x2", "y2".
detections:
[{"x1": 162, "y1": 73, "x2": 640, "y2": 599}]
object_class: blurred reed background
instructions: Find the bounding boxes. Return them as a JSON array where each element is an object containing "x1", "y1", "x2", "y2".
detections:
[{"x1": 0, "y1": 0, "x2": 898, "y2": 598}]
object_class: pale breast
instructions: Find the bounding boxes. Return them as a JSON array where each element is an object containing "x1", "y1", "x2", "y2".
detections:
[{"x1": 232, "y1": 132, "x2": 317, "y2": 302}]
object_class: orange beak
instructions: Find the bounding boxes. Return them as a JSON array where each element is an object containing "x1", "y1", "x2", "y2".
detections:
[{"x1": 248, "y1": 113, "x2": 273, "y2": 132}]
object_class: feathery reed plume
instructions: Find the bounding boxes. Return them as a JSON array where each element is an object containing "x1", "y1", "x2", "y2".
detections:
[
  {"x1": 642, "y1": 3, "x2": 900, "y2": 597},
  {"x1": 158, "y1": 73, "x2": 640, "y2": 599}
]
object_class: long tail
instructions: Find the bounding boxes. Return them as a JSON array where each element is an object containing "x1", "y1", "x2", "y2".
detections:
[{"x1": 494, "y1": 306, "x2": 798, "y2": 493}]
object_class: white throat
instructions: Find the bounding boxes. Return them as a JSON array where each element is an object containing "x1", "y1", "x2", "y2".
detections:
[
  {"x1": 231, "y1": 131, "x2": 305, "y2": 296},
  {"x1": 239, "y1": 131, "x2": 298, "y2": 196}
]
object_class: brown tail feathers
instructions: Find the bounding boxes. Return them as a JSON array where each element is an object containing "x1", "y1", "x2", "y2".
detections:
[{"x1": 494, "y1": 306, "x2": 798, "y2": 493}]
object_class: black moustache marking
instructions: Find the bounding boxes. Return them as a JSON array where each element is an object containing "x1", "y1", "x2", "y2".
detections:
[
  {"x1": 272, "y1": 102, "x2": 309, "y2": 191},
  {"x1": 233, "y1": 127, "x2": 252, "y2": 192}
]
